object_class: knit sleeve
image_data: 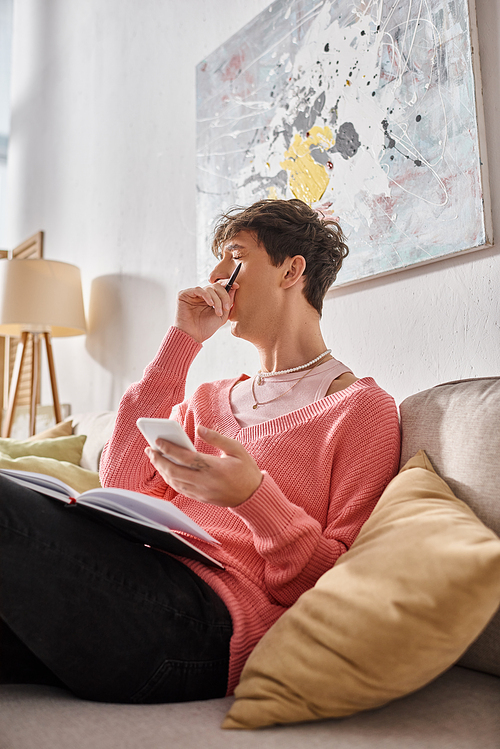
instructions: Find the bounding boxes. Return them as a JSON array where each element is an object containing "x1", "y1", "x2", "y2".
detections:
[
  {"x1": 99, "y1": 327, "x2": 202, "y2": 495},
  {"x1": 232, "y1": 388, "x2": 401, "y2": 607}
]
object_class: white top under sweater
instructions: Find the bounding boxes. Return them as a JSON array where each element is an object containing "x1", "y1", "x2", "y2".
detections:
[{"x1": 230, "y1": 357, "x2": 353, "y2": 428}]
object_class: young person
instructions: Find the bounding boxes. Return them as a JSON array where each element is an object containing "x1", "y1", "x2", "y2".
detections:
[{"x1": 0, "y1": 199, "x2": 400, "y2": 703}]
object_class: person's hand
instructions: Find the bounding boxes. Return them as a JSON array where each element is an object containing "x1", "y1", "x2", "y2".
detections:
[
  {"x1": 174, "y1": 281, "x2": 239, "y2": 344},
  {"x1": 145, "y1": 425, "x2": 262, "y2": 507}
]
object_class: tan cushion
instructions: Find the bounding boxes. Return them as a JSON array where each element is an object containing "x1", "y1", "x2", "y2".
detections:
[
  {"x1": 0, "y1": 434, "x2": 86, "y2": 465},
  {"x1": 400, "y1": 377, "x2": 500, "y2": 676},
  {"x1": 26, "y1": 420, "x2": 73, "y2": 441},
  {"x1": 223, "y1": 451, "x2": 500, "y2": 729},
  {"x1": 0, "y1": 454, "x2": 101, "y2": 494}
]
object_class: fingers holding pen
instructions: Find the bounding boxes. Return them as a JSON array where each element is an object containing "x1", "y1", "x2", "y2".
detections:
[
  {"x1": 174, "y1": 278, "x2": 239, "y2": 343},
  {"x1": 179, "y1": 282, "x2": 238, "y2": 317},
  {"x1": 190, "y1": 285, "x2": 225, "y2": 317},
  {"x1": 205, "y1": 283, "x2": 234, "y2": 316},
  {"x1": 210, "y1": 278, "x2": 240, "y2": 315}
]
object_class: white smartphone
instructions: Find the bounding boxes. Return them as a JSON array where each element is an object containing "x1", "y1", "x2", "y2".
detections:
[{"x1": 136, "y1": 418, "x2": 196, "y2": 463}]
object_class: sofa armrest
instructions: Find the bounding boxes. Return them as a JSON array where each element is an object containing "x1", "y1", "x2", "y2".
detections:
[{"x1": 66, "y1": 412, "x2": 116, "y2": 472}]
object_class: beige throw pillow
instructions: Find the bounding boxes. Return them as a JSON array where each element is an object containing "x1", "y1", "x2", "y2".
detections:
[
  {"x1": 223, "y1": 451, "x2": 500, "y2": 729},
  {"x1": 27, "y1": 420, "x2": 73, "y2": 441}
]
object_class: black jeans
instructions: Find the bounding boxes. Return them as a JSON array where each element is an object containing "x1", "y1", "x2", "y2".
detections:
[{"x1": 0, "y1": 476, "x2": 232, "y2": 703}]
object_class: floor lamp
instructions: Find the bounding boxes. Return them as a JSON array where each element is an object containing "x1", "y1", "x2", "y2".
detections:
[{"x1": 0, "y1": 259, "x2": 86, "y2": 437}]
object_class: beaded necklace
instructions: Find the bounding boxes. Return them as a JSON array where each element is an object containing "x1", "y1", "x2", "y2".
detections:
[
  {"x1": 251, "y1": 351, "x2": 332, "y2": 409},
  {"x1": 255, "y1": 349, "x2": 332, "y2": 386}
]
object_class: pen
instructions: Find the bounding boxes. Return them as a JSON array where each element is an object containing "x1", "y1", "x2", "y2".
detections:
[{"x1": 225, "y1": 262, "x2": 242, "y2": 291}]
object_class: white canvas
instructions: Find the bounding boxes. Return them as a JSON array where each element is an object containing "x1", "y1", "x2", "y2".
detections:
[{"x1": 196, "y1": 0, "x2": 491, "y2": 286}]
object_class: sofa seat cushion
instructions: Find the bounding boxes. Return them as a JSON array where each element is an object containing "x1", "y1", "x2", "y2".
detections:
[
  {"x1": 1, "y1": 667, "x2": 499, "y2": 749},
  {"x1": 223, "y1": 451, "x2": 500, "y2": 729}
]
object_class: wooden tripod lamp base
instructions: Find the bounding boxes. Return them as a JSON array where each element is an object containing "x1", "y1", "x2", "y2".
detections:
[{"x1": 2, "y1": 330, "x2": 62, "y2": 438}]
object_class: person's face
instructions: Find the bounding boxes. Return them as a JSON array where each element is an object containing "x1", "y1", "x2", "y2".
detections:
[{"x1": 209, "y1": 230, "x2": 284, "y2": 341}]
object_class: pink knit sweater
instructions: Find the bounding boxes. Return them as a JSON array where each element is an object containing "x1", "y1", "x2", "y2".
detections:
[{"x1": 100, "y1": 327, "x2": 401, "y2": 694}]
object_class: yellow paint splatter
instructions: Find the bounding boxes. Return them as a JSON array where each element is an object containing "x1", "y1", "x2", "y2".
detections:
[
  {"x1": 280, "y1": 126, "x2": 335, "y2": 205},
  {"x1": 268, "y1": 185, "x2": 279, "y2": 200}
]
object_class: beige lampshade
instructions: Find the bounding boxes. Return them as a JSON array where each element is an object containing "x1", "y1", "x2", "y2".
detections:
[{"x1": 0, "y1": 259, "x2": 87, "y2": 337}]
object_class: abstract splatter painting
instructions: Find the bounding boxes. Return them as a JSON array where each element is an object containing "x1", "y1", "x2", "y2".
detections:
[{"x1": 196, "y1": 0, "x2": 490, "y2": 285}]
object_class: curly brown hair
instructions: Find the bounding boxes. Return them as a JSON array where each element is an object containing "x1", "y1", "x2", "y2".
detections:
[{"x1": 211, "y1": 199, "x2": 348, "y2": 315}]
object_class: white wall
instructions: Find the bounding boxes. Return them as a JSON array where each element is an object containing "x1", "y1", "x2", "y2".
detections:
[
  {"x1": 5, "y1": 0, "x2": 500, "y2": 413},
  {"x1": 0, "y1": 0, "x2": 13, "y2": 249}
]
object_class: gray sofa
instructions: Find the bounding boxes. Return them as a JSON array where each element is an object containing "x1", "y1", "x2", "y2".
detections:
[{"x1": 2, "y1": 377, "x2": 500, "y2": 748}]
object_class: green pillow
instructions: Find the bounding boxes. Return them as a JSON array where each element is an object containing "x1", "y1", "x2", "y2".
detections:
[
  {"x1": 0, "y1": 434, "x2": 86, "y2": 466},
  {"x1": 0, "y1": 454, "x2": 101, "y2": 494}
]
